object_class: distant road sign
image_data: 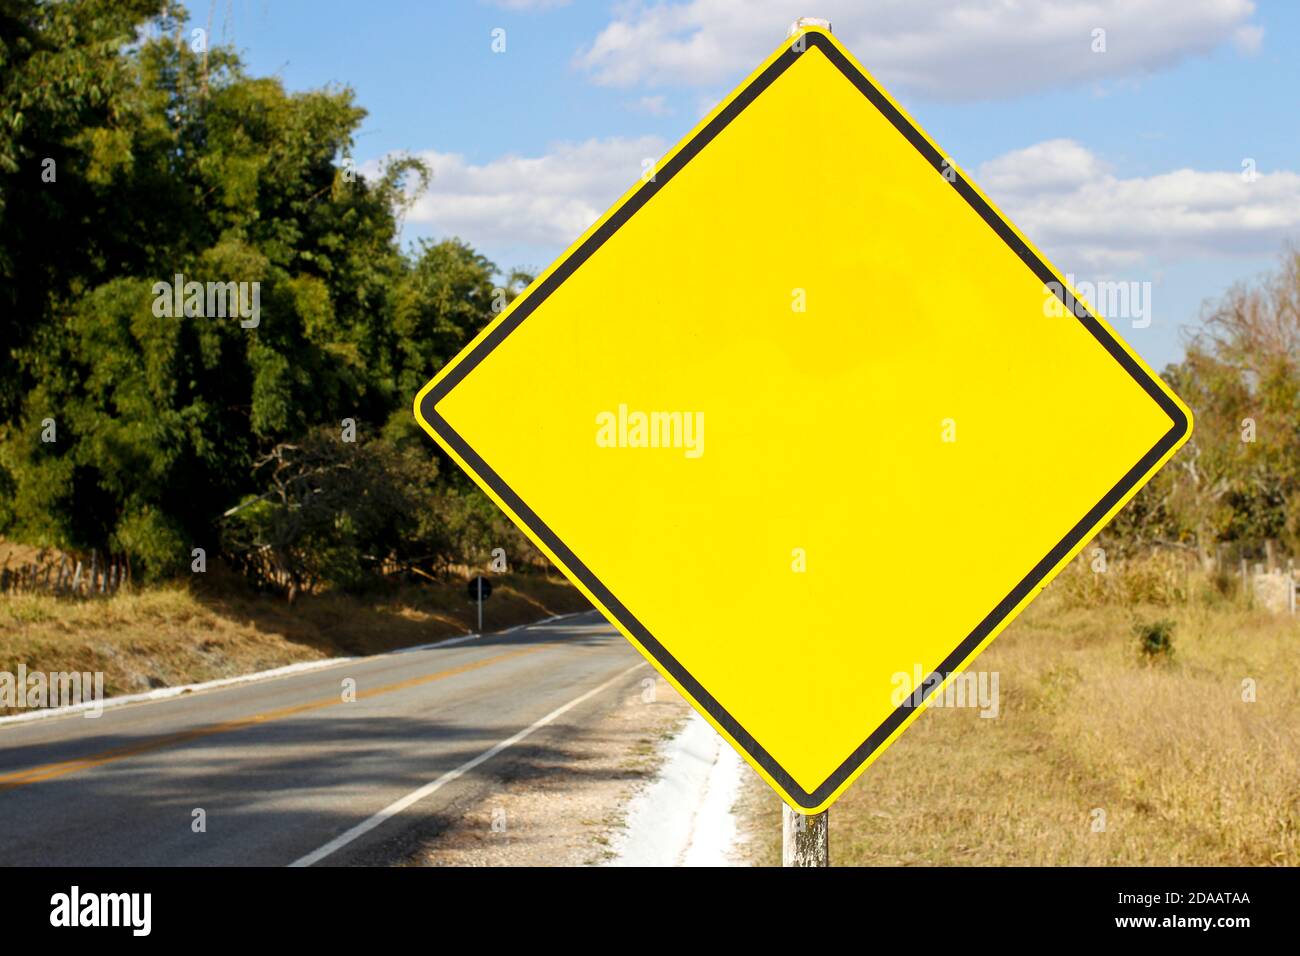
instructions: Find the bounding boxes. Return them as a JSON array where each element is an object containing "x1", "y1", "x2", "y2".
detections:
[
  {"x1": 468, "y1": 576, "x2": 492, "y2": 601},
  {"x1": 416, "y1": 25, "x2": 1191, "y2": 813}
]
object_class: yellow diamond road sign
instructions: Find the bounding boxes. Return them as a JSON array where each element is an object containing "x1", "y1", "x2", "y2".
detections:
[{"x1": 414, "y1": 26, "x2": 1192, "y2": 813}]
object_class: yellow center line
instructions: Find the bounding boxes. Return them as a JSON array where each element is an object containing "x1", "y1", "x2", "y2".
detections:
[{"x1": 0, "y1": 642, "x2": 551, "y2": 793}]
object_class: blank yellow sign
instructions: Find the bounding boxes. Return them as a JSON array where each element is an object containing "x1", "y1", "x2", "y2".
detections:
[{"x1": 415, "y1": 26, "x2": 1192, "y2": 813}]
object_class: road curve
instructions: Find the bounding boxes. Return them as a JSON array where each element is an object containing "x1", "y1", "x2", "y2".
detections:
[{"x1": 0, "y1": 611, "x2": 644, "y2": 866}]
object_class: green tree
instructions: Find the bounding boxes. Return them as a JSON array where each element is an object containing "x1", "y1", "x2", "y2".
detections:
[
  {"x1": 0, "y1": 1, "x2": 542, "y2": 587},
  {"x1": 0, "y1": 4, "x2": 418, "y2": 575},
  {"x1": 0, "y1": 0, "x2": 167, "y2": 418}
]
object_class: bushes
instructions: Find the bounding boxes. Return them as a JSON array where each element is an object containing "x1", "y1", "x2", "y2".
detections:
[
  {"x1": 220, "y1": 428, "x2": 542, "y2": 597},
  {"x1": 1056, "y1": 547, "x2": 1199, "y2": 609},
  {"x1": 222, "y1": 429, "x2": 426, "y2": 594},
  {"x1": 1132, "y1": 617, "x2": 1176, "y2": 662},
  {"x1": 112, "y1": 506, "x2": 188, "y2": 579}
]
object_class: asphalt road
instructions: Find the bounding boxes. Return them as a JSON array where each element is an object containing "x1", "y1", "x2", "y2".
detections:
[{"x1": 0, "y1": 611, "x2": 645, "y2": 866}]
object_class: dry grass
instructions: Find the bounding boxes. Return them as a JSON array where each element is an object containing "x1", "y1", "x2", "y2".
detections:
[
  {"x1": 0, "y1": 568, "x2": 590, "y2": 711},
  {"x1": 740, "y1": 557, "x2": 1300, "y2": 866}
]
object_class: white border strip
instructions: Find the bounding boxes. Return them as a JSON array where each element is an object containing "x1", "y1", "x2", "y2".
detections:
[
  {"x1": 0, "y1": 656, "x2": 355, "y2": 726},
  {"x1": 0, "y1": 610, "x2": 593, "y2": 727},
  {"x1": 288, "y1": 660, "x2": 646, "y2": 867}
]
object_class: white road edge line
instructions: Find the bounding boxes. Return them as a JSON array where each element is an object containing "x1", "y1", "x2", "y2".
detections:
[
  {"x1": 0, "y1": 656, "x2": 355, "y2": 727},
  {"x1": 288, "y1": 660, "x2": 648, "y2": 868},
  {"x1": 0, "y1": 610, "x2": 594, "y2": 727}
]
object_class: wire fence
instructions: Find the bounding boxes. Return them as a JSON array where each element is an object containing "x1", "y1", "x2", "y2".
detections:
[{"x1": 0, "y1": 549, "x2": 131, "y2": 597}]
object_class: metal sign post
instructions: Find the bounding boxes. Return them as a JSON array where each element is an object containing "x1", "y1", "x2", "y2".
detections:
[
  {"x1": 781, "y1": 15, "x2": 834, "y2": 870},
  {"x1": 783, "y1": 804, "x2": 829, "y2": 867},
  {"x1": 467, "y1": 575, "x2": 492, "y2": 633}
]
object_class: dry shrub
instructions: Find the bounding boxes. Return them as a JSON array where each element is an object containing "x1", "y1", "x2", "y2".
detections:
[{"x1": 1055, "y1": 548, "x2": 1210, "y2": 608}]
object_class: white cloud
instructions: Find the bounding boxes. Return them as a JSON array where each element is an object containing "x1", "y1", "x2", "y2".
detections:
[
  {"x1": 976, "y1": 139, "x2": 1300, "y2": 269},
  {"x1": 629, "y1": 94, "x2": 673, "y2": 116},
  {"x1": 396, "y1": 137, "x2": 666, "y2": 248},
  {"x1": 575, "y1": 0, "x2": 1260, "y2": 100},
  {"x1": 977, "y1": 139, "x2": 1108, "y2": 196},
  {"x1": 377, "y1": 135, "x2": 1300, "y2": 277}
]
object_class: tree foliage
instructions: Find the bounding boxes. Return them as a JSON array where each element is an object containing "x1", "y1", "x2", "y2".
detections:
[
  {"x1": 0, "y1": 1, "x2": 529, "y2": 585},
  {"x1": 1117, "y1": 249, "x2": 1300, "y2": 560}
]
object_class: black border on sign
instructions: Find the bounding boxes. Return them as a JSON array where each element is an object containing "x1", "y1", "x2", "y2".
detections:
[{"x1": 419, "y1": 32, "x2": 1190, "y2": 810}]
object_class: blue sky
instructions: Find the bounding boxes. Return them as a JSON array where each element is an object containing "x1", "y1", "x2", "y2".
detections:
[{"x1": 201, "y1": 0, "x2": 1300, "y2": 370}]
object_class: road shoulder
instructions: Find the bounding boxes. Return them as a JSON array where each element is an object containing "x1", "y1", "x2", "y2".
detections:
[
  {"x1": 402, "y1": 672, "x2": 692, "y2": 866},
  {"x1": 605, "y1": 709, "x2": 749, "y2": 866}
]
